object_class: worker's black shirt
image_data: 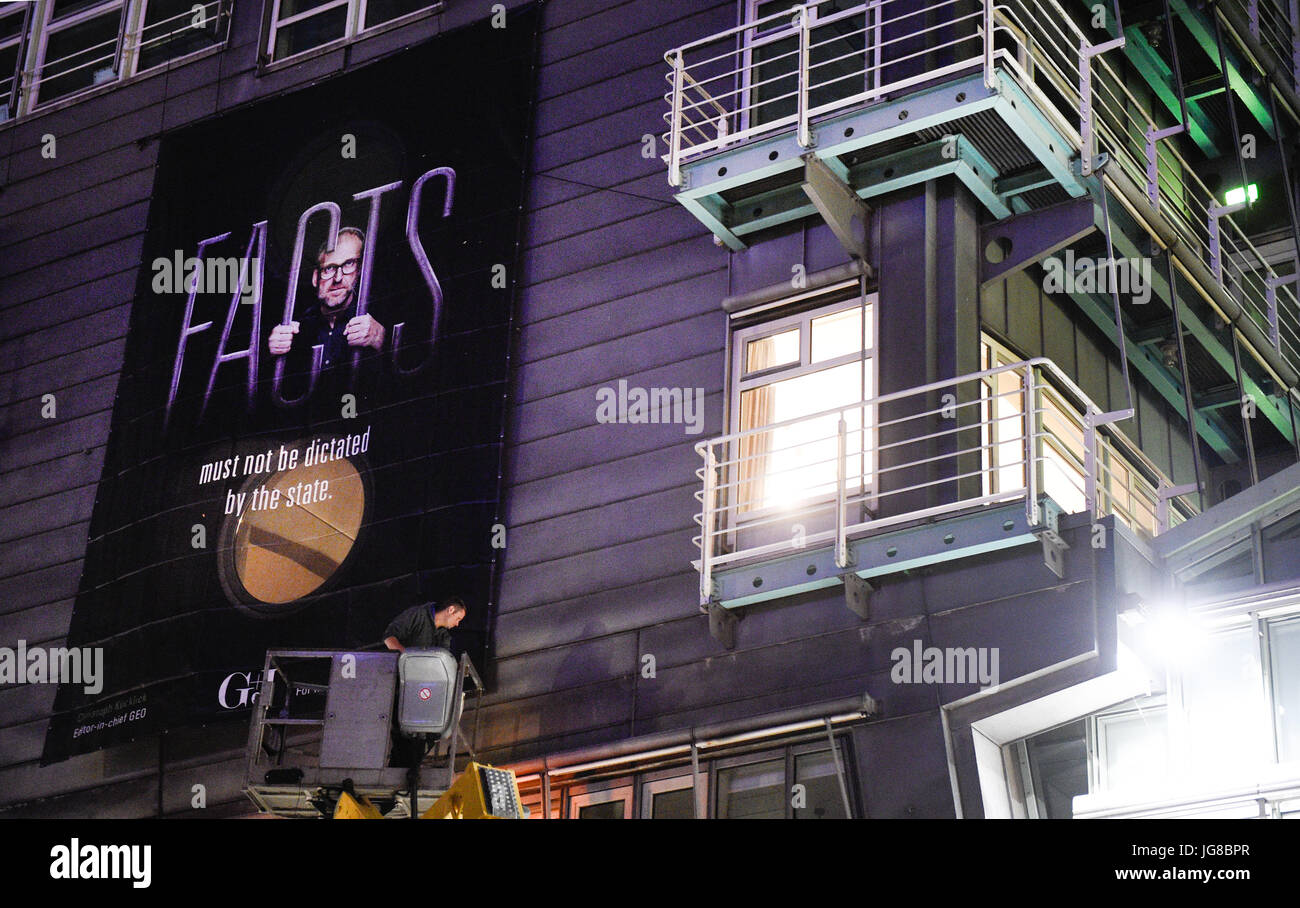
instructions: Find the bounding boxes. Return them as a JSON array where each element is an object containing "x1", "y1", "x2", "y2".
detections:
[{"x1": 384, "y1": 603, "x2": 452, "y2": 650}]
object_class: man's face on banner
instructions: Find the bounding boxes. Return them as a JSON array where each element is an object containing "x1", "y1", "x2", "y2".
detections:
[{"x1": 311, "y1": 232, "x2": 363, "y2": 315}]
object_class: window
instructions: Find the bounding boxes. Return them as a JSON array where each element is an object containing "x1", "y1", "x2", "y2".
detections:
[
  {"x1": 1269, "y1": 615, "x2": 1300, "y2": 762},
  {"x1": 730, "y1": 293, "x2": 875, "y2": 515},
  {"x1": 517, "y1": 732, "x2": 854, "y2": 818},
  {"x1": 980, "y1": 338, "x2": 1087, "y2": 514},
  {"x1": 741, "y1": 0, "x2": 880, "y2": 133},
  {"x1": 1080, "y1": 610, "x2": 1300, "y2": 799},
  {"x1": 0, "y1": 3, "x2": 30, "y2": 119},
  {"x1": 714, "y1": 740, "x2": 854, "y2": 819},
  {"x1": 566, "y1": 782, "x2": 633, "y2": 819},
  {"x1": 31, "y1": 0, "x2": 125, "y2": 107},
  {"x1": 639, "y1": 773, "x2": 700, "y2": 819},
  {"x1": 10, "y1": 0, "x2": 228, "y2": 115},
  {"x1": 264, "y1": 0, "x2": 443, "y2": 63},
  {"x1": 1092, "y1": 699, "x2": 1169, "y2": 793}
]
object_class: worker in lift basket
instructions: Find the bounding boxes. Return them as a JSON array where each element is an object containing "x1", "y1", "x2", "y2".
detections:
[
  {"x1": 382, "y1": 597, "x2": 468, "y2": 768},
  {"x1": 382, "y1": 596, "x2": 468, "y2": 653}
]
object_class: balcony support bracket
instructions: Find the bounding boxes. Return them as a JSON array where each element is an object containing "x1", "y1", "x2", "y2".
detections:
[
  {"x1": 1032, "y1": 498, "x2": 1069, "y2": 579},
  {"x1": 801, "y1": 153, "x2": 872, "y2": 266},
  {"x1": 980, "y1": 196, "x2": 1097, "y2": 286},
  {"x1": 708, "y1": 602, "x2": 739, "y2": 650},
  {"x1": 842, "y1": 573, "x2": 873, "y2": 620}
]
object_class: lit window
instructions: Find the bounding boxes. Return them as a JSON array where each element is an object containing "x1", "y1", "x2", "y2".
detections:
[
  {"x1": 731, "y1": 293, "x2": 875, "y2": 515},
  {"x1": 980, "y1": 339, "x2": 1086, "y2": 514},
  {"x1": 1084, "y1": 612, "x2": 1300, "y2": 799},
  {"x1": 1093, "y1": 701, "x2": 1169, "y2": 792},
  {"x1": 1269, "y1": 615, "x2": 1300, "y2": 763},
  {"x1": 264, "y1": 0, "x2": 443, "y2": 63},
  {"x1": 980, "y1": 337, "x2": 1170, "y2": 537},
  {"x1": 1181, "y1": 622, "x2": 1272, "y2": 774}
]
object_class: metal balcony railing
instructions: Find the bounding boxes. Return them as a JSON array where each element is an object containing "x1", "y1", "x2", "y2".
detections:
[
  {"x1": 1223, "y1": 0, "x2": 1299, "y2": 93},
  {"x1": 692, "y1": 358, "x2": 1194, "y2": 605},
  {"x1": 663, "y1": 0, "x2": 1300, "y2": 385}
]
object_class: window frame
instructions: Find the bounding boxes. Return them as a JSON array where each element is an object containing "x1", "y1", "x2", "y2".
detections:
[
  {"x1": 129, "y1": 0, "x2": 227, "y2": 78},
  {"x1": 727, "y1": 288, "x2": 878, "y2": 522},
  {"x1": 261, "y1": 0, "x2": 445, "y2": 67},
  {"x1": 1088, "y1": 696, "x2": 1169, "y2": 794},
  {"x1": 565, "y1": 778, "x2": 634, "y2": 820},
  {"x1": 28, "y1": 0, "x2": 127, "y2": 110},
  {"x1": 9, "y1": 0, "x2": 229, "y2": 119},
  {"x1": 978, "y1": 332, "x2": 1184, "y2": 538},
  {"x1": 710, "y1": 737, "x2": 855, "y2": 819},
  {"x1": 738, "y1": 0, "x2": 883, "y2": 137},
  {"x1": 638, "y1": 767, "x2": 702, "y2": 820}
]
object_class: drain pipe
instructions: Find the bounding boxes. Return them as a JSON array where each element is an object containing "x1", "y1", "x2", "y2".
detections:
[{"x1": 510, "y1": 693, "x2": 879, "y2": 782}]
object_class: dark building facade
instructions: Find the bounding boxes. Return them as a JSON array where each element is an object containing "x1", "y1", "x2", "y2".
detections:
[{"x1": 3, "y1": 0, "x2": 1300, "y2": 819}]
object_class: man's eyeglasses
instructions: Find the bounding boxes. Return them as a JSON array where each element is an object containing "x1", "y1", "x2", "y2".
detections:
[{"x1": 317, "y1": 258, "x2": 360, "y2": 281}]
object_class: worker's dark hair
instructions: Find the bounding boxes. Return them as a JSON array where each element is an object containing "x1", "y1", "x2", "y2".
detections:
[{"x1": 434, "y1": 596, "x2": 468, "y2": 616}]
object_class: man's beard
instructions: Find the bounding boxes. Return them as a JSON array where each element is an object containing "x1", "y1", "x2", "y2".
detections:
[{"x1": 320, "y1": 285, "x2": 357, "y2": 318}]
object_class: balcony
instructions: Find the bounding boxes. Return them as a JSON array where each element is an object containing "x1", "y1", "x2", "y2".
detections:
[
  {"x1": 692, "y1": 358, "x2": 1197, "y2": 619},
  {"x1": 662, "y1": 0, "x2": 1300, "y2": 460}
]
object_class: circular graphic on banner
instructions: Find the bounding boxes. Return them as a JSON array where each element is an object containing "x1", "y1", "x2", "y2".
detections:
[
  {"x1": 218, "y1": 453, "x2": 368, "y2": 614},
  {"x1": 419, "y1": 687, "x2": 432, "y2": 701}
]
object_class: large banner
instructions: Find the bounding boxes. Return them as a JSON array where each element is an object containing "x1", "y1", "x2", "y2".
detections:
[{"x1": 41, "y1": 9, "x2": 535, "y2": 762}]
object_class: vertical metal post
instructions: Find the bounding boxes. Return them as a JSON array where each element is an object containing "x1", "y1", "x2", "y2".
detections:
[
  {"x1": 1291, "y1": 0, "x2": 1300, "y2": 94},
  {"x1": 1207, "y1": 200, "x2": 1248, "y2": 285},
  {"x1": 983, "y1": 0, "x2": 995, "y2": 89},
  {"x1": 690, "y1": 740, "x2": 702, "y2": 819},
  {"x1": 699, "y1": 447, "x2": 718, "y2": 606},
  {"x1": 1079, "y1": 41, "x2": 1094, "y2": 176},
  {"x1": 1267, "y1": 279, "x2": 1282, "y2": 349},
  {"x1": 796, "y1": 6, "x2": 813, "y2": 148},
  {"x1": 541, "y1": 766, "x2": 551, "y2": 819},
  {"x1": 669, "y1": 50, "x2": 685, "y2": 187},
  {"x1": 1166, "y1": 250, "x2": 1207, "y2": 511},
  {"x1": 1209, "y1": 207, "x2": 1222, "y2": 280},
  {"x1": 835, "y1": 417, "x2": 849, "y2": 568},
  {"x1": 1231, "y1": 330, "x2": 1261, "y2": 486},
  {"x1": 1289, "y1": 389, "x2": 1300, "y2": 464},
  {"x1": 1084, "y1": 409, "x2": 1099, "y2": 519},
  {"x1": 1023, "y1": 367, "x2": 1042, "y2": 526},
  {"x1": 1145, "y1": 126, "x2": 1160, "y2": 208}
]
